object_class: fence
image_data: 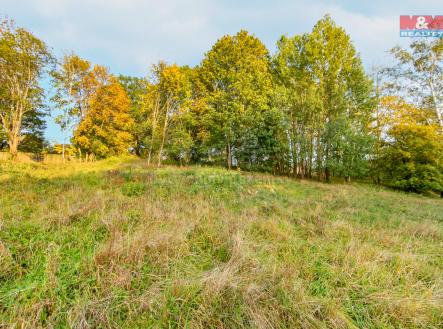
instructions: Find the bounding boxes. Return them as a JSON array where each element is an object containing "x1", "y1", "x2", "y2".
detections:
[{"x1": 0, "y1": 151, "x2": 79, "y2": 164}]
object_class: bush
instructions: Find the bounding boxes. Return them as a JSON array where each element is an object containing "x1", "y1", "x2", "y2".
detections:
[{"x1": 393, "y1": 164, "x2": 443, "y2": 193}]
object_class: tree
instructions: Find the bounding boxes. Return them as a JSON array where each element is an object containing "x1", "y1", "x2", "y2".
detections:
[
  {"x1": 168, "y1": 66, "x2": 211, "y2": 165},
  {"x1": 309, "y1": 16, "x2": 374, "y2": 182},
  {"x1": 273, "y1": 16, "x2": 374, "y2": 181},
  {"x1": 0, "y1": 126, "x2": 6, "y2": 150},
  {"x1": 73, "y1": 78, "x2": 134, "y2": 159},
  {"x1": 155, "y1": 63, "x2": 191, "y2": 167},
  {"x1": 200, "y1": 30, "x2": 274, "y2": 169},
  {"x1": 51, "y1": 54, "x2": 112, "y2": 161},
  {"x1": 118, "y1": 75, "x2": 150, "y2": 157},
  {"x1": 18, "y1": 107, "x2": 47, "y2": 153},
  {"x1": 138, "y1": 62, "x2": 192, "y2": 167},
  {"x1": 0, "y1": 18, "x2": 53, "y2": 159},
  {"x1": 142, "y1": 82, "x2": 162, "y2": 165},
  {"x1": 386, "y1": 39, "x2": 443, "y2": 127},
  {"x1": 376, "y1": 96, "x2": 443, "y2": 194},
  {"x1": 51, "y1": 53, "x2": 91, "y2": 161},
  {"x1": 53, "y1": 143, "x2": 76, "y2": 158},
  {"x1": 273, "y1": 33, "x2": 321, "y2": 177}
]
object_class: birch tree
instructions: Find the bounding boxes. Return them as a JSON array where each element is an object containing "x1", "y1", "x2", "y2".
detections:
[
  {"x1": 51, "y1": 53, "x2": 91, "y2": 161},
  {"x1": 154, "y1": 63, "x2": 190, "y2": 167},
  {"x1": 386, "y1": 39, "x2": 443, "y2": 128},
  {"x1": 0, "y1": 19, "x2": 52, "y2": 159}
]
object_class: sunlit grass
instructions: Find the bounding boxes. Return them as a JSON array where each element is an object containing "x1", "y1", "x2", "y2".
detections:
[{"x1": 0, "y1": 158, "x2": 442, "y2": 328}]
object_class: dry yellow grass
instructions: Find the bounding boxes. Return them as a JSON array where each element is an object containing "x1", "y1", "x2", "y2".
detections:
[{"x1": 0, "y1": 158, "x2": 442, "y2": 328}]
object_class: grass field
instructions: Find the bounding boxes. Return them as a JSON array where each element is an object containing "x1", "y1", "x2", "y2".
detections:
[{"x1": 0, "y1": 157, "x2": 442, "y2": 328}]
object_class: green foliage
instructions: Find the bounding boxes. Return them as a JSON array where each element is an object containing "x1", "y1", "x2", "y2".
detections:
[
  {"x1": 166, "y1": 125, "x2": 194, "y2": 164},
  {"x1": 17, "y1": 105, "x2": 47, "y2": 153},
  {"x1": 130, "y1": 62, "x2": 194, "y2": 166},
  {"x1": 273, "y1": 15, "x2": 375, "y2": 180},
  {"x1": 377, "y1": 40, "x2": 443, "y2": 193},
  {"x1": 376, "y1": 97, "x2": 443, "y2": 193},
  {"x1": 118, "y1": 75, "x2": 150, "y2": 156},
  {"x1": 0, "y1": 17, "x2": 53, "y2": 158},
  {"x1": 199, "y1": 30, "x2": 275, "y2": 169},
  {"x1": 3, "y1": 14, "x2": 440, "y2": 195},
  {"x1": 50, "y1": 53, "x2": 92, "y2": 151}
]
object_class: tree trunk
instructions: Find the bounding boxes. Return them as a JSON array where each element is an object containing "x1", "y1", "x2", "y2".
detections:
[
  {"x1": 325, "y1": 166, "x2": 330, "y2": 183},
  {"x1": 226, "y1": 135, "x2": 232, "y2": 170},
  {"x1": 316, "y1": 136, "x2": 322, "y2": 181},
  {"x1": 308, "y1": 134, "x2": 313, "y2": 179},
  {"x1": 429, "y1": 79, "x2": 443, "y2": 127},
  {"x1": 324, "y1": 141, "x2": 330, "y2": 182},
  {"x1": 147, "y1": 149, "x2": 152, "y2": 166},
  {"x1": 62, "y1": 143, "x2": 66, "y2": 163},
  {"x1": 226, "y1": 144, "x2": 232, "y2": 170},
  {"x1": 291, "y1": 134, "x2": 297, "y2": 177},
  {"x1": 157, "y1": 109, "x2": 169, "y2": 168},
  {"x1": 148, "y1": 94, "x2": 160, "y2": 167},
  {"x1": 8, "y1": 133, "x2": 19, "y2": 161}
]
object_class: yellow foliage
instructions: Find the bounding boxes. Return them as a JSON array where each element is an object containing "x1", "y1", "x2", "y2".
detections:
[
  {"x1": 73, "y1": 78, "x2": 134, "y2": 158},
  {"x1": 376, "y1": 96, "x2": 443, "y2": 192}
]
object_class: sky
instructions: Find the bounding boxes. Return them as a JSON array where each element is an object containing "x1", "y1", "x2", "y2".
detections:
[{"x1": 1, "y1": 0, "x2": 441, "y2": 143}]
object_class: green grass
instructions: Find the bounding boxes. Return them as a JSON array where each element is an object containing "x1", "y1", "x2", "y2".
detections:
[{"x1": 0, "y1": 157, "x2": 442, "y2": 328}]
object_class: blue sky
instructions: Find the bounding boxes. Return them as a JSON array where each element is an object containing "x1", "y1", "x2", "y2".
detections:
[{"x1": 1, "y1": 0, "x2": 440, "y2": 143}]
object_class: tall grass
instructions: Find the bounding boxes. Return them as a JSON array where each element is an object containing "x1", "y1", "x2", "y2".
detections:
[{"x1": 0, "y1": 158, "x2": 442, "y2": 328}]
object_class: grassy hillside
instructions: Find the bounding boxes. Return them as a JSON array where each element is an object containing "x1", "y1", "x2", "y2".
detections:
[{"x1": 0, "y1": 158, "x2": 442, "y2": 328}]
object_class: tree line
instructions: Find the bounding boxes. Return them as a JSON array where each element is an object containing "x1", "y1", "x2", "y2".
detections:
[{"x1": 1, "y1": 16, "x2": 442, "y2": 194}]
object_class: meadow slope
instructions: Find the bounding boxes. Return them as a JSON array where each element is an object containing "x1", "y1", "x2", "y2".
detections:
[{"x1": 0, "y1": 158, "x2": 442, "y2": 328}]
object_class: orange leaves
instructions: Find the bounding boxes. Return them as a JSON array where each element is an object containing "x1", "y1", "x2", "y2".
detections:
[{"x1": 73, "y1": 79, "x2": 134, "y2": 158}]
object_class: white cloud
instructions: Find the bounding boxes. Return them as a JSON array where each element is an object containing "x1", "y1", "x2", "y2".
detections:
[{"x1": 1, "y1": 0, "x2": 418, "y2": 76}]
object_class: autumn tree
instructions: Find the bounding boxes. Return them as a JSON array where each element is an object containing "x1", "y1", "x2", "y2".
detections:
[
  {"x1": 51, "y1": 53, "x2": 113, "y2": 160},
  {"x1": 376, "y1": 39, "x2": 443, "y2": 193},
  {"x1": 73, "y1": 78, "x2": 134, "y2": 159},
  {"x1": 141, "y1": 83, "x2": 162, "y2": 165},
  {"x1": 51, "y1": 53, "x2": 91, "y2": 161},
  {"x1": 0, "y1": 64, "x2": 46, "y2": 154},
  {"x1": 155, "y1": 63, "x2": 189, "y2": 166},
  {"x1": 53, "y1": 143, "x2": 76, "y2": 158},
  {"x1": 162, "y1": 71, "x2": 196, "y2": 165},
  {"x1": 0, "y1": 18, "x2": 53, "y2": 159},
  {"x1": 376, "y1": 96, "x2": 443, "y2": 194}
]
